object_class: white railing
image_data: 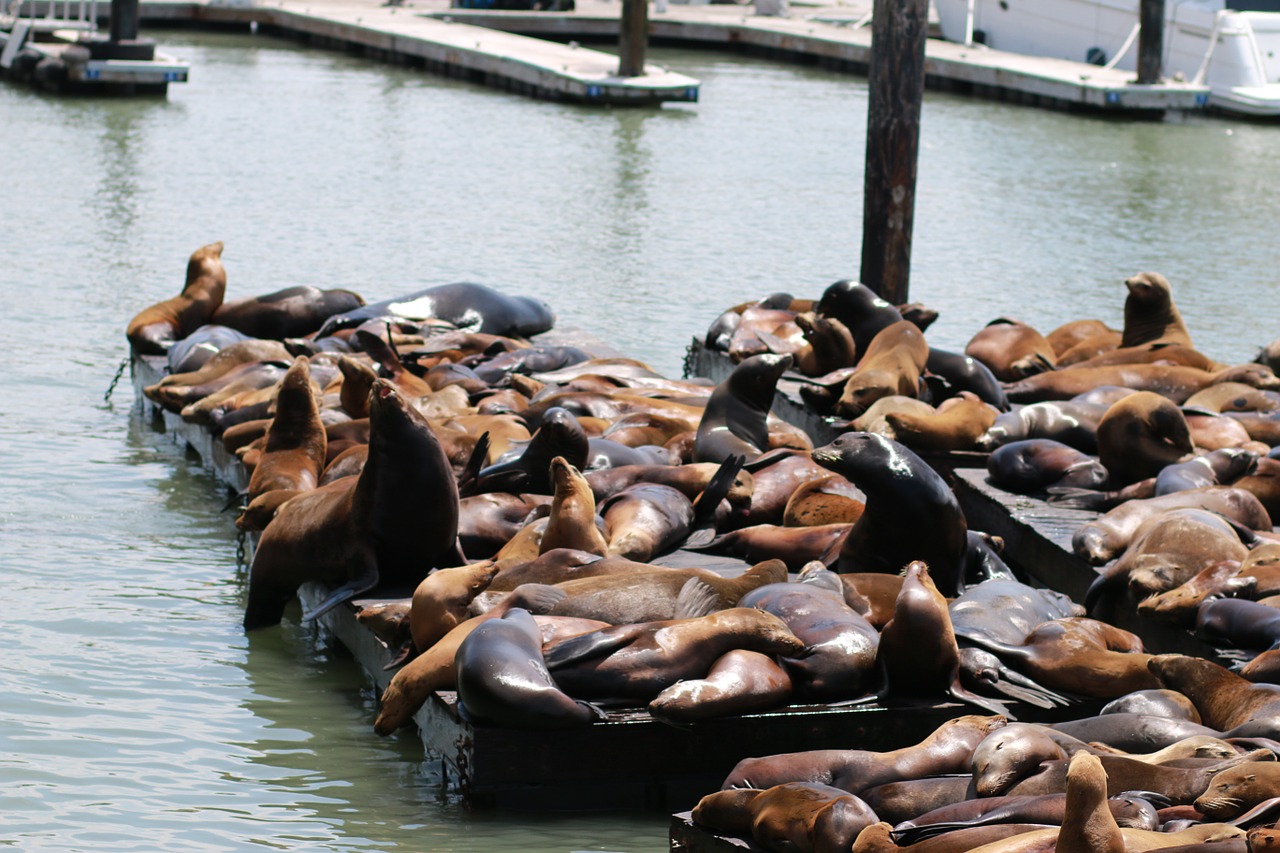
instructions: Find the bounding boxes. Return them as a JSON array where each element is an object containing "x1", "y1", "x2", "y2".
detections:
[{"x1": 3, "y1": 0, "x2": 98, "y2": 29}]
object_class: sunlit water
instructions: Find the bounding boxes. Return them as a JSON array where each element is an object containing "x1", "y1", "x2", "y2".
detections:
[{"x1": 1, "y1": 23, "x2": 1278, "y2": 851}]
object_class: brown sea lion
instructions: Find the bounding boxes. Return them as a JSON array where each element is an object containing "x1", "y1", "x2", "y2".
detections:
[
  {"x1": 1095, "y1": 391, "x2": 1194, "y2": 485},
  {"x1": 126, "y1": 241, "x2": 227, "y2": 355},
  {"x1": 837, "y1": 573, "x2": 904, "y2": 629},
  {"x1": 748, "y1": 782, "x2": 880, "y2": 853},
  {"x1": 1047, "y1": 319, "x2": 1120, "y2": 356},
  {"x1": 964, "y1": 617, "x2": 1159, "y2": 700},
  {"x1": 1235, "y1": 457, "x2": 1280, "y2": 519},
  {"x1": 543, "y1": 607, "x2": 805, "y2": 702},
  {"x1": 892, "y1": 793, "x2": 1159, "y2": 843},
  {"x1": 1084, "y1": 507, "x2": 1251, "y2": 612},
  {"x1": 238, "y1": 357, "x2": 326, "y2": 521},
  {"x1": 1100, "y1": 689, "x2": 1203, "y2": 723},
  {"x1": 1148, "y1": 654, "x2": 1280, "y2": 731},
  {"x1": 1138, "y1": 560, "x2": 1253, "y2": 627},
  {"x1": 511, "y1": 559, "x2": 788, "y2": 625},
  {"x1": 454, "y1": 608, "x2": 604, "y2": 729},
  {"x1": 149, "y1": 338, "x2": 291, "y2": 398},
  {"x1": 409, "y1": 562, "x2": 500, "y2": 653},
  {"x1": 337, "y1": 355, "x2": 377, "y2": 419},
  {"x1": 1121, "y1": 271, "x2": 1193, "y2": 349},
  {"x1": 876, "y1": 562, "x2": 1008, "y2": 714},
  {"x1": 883, "y1": 394, "x2": 998, "y2": 453},
  {"x1": 835, "y1": 321, "x2": 930, "y2": 418},
  {"x1": 1195, "y1": 762, "x2": 1280, "y2": 820},
  {"x1": 795, "y1": 312, "x2": 858, "y2": 377},
  {"x1": 782, "y1": 475, "x2": 866, "y2": 527},
  {"x1": 1185, "y1": 382, "x2": 1280, "y2": 414},
  {"x1": 1056, "y1": 751, "x2": 1125, "y2": 853},
  {"x1": 964, "y1": 318, "x2": 1055, "y2": 381},
  {"x1": 686, "y1": 523, "x2": 852, "y2": 572},
  {"x1": 722, "y1": 713, "x2": 1006, "y2": 794},
  {"x1": 648, "y1": 649, "x2": 794, "y2": 722},
  {"x1": 812, "y1": 433, "x2": 968, "y2": 598},
  {"x1": 243, "y1": 380, "x2": 464, "y2": 629},
  {"x1": 540, "y1": 457, "x2": 608, "y2": 557},
  {"x1": 1073, "y1": 486, "x2": 1272, "y2": 565},
  {"x1": 850, "y1": 395, "x2": 938, "y2": 437},
  {"x1": 986, "y1": 439, "x2": 1110, "y2": 494},
  {"x1": 599, "y1": 483, "x2": 693, "y2": 562},
  {"x1": 1004, "y1": 363, "x2": 1280, "y2": 406},
  {"x1": 319, "y1": 444, "x2": 368, "y2": 486},
  {"x1": 815, "y1": 280, "x2": 904, "y2": 354},
  {"x1": 178, "y1": 363, "x2": 289, "y2": 425}
]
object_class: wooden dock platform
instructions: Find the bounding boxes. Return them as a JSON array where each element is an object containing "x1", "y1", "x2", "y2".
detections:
[{"x1": 22, "y1": 0, "x2": 1211, "y2": 112}]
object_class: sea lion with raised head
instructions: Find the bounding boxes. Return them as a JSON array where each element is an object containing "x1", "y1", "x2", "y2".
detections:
[
  {"x1": 812, "y1": 433, "x2": 969, "y2": 597},
  {"x1": 815, "y1": 279, "x2": 904, "y2": 354},
  {"x1": 471, "y1": 407, "x2": 588, "y2": 495},
  {"x1": 694, "y1": 353, "x2": 792, "y2": 464},
  {"x1": 540, "y1": 457, "x2": 608, "y2": 556},
  {"x1": 835, "y1": 321, "x2": 930, "y2": 419},
  {"x1": 1121, "y1": 271, "x2": 1193, "y2": 349},
  {"x1": 126, "y1": 241, "x2": 227, "y2": 355},
  {"x1": 1148, "y1": 654, "x2": 1280, "y2": 732}
]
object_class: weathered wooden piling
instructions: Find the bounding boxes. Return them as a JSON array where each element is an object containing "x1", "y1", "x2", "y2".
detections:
[
  {"x1": 109, "y1": 0, "x2": 141, "y2": 42},
  {"x1": 859, "y1": 0, "x2": 928, "y2": 306},
  {"x1": 1137, "y1": 0, "x2": 1165, "y2": 84},
  {"x1": 617, "y1": 0, "x2": 649, "y2": 77}
]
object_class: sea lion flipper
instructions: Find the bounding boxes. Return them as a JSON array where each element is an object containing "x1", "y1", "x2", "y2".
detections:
[
  {"x1": 456, "y1": 432, "x2": 492, "y2": 498},
  {"x1": 682, "y1": 529, "x2": 722, "y2": 550},
  {"x1": 1045, "y1": 487, "x2": 1112, "y2": 511},
  {"x1": 382, "y1": 641, "x2": 415, "y2": 671},
  {"x1": 691, "y1": 454, "x2": 745, "y2": 528},
  {"x1": 507, "y1": 582, "x2": 568, "y2": 615},
  {"x1": 302, "y1": 574, "x2": 380, "y2": 622},
  {"x1": 675, "y1": 578, "x2": 722, "y2": 619},
  {"x1": 543, "y1": 625, "x2": 644, "y2": 669},
  {"x1": 948, "y1": 683, "x2": 1014, "y2": 719}
]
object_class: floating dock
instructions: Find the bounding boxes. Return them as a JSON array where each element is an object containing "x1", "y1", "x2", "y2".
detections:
[{"x1": 18, "y1": 0, "x2": 1213, "y2": 112}]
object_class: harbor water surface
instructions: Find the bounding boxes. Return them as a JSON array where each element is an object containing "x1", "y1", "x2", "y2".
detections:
[{"x1": 2, "y1": 26, "x2": 1278, "y2": 852}]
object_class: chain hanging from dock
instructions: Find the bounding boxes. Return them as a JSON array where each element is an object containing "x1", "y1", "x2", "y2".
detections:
[
  {"x1": 236, "y1": 530, "x2": 247, "y2": 568},
  {"x1": 103, "y1": 357, "x2": 129, "y2": 405},
  {"x1": 681, "y1": 340, "x2": 697, "y2": 381}
]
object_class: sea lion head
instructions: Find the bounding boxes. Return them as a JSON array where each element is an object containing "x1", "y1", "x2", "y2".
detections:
[
  {"x1": 185, "y1": 240, "x2": 225, "y2": 287},
  {"x1": 410, "y1": 561, "x2": 501, "y2": 651},
  {"x1": 727, "y1": 352, "x2": 793, "y2": 410},
  {"x1": 1195, "y1": 763, "x2": 1277, "y2": 819}
]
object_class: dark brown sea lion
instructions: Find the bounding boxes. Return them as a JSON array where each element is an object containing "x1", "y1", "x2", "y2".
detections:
[
  {"x1": 126, "y1": 241, "x2": 227, "y2": 355},
  {"x1": 236, "y1": 357, "x2": 327, "y2": 531},
  {"x1": 721, "y1": 713, "x2": 1006, "y2": 793},
  {"x1": 1051, "y1": 713, "x2": 1221, "y2": 753},
  {"x1": 748, "y1": 782, "x2": 880, "y2": 853},
  {"x1": 964, "y1": 617, "x2": 1159, "y2": 700},
  {"x1": 1100, "y1": 689, "x2": 1203, "y2": 723},
  {"x1": 1096, "y1": 392, "x2": 1194, "y2": 485},
  {"x1": 977, "y1": 400, "x2": 1107, "y2": 453},
  {"x1": 965, "y1": 318, "x2": 1056, "y2": 381},
  {"x1": 812, "y1": 433, "x2": 968, "y2": 597},
  {"x1": 1235, "y1": 457, "x2": 1280, "y2": 519},
  {"x1": 986, "y1": 439, "x2": 1109, "y2": 494},
  {"x1": 815, "y1": 280, "x2": 904, "y2": 353},
  {"x1": 540, "y1": 457, "x2": 608, "y2": 556},
  {"x1": 923, "y1": 347, "x2": 1011, "y2": 412},
  {"x1": 455, "y1": 492, "x2": 549, "y2": 558},
  {"x1": 739, "y1": 565, "x2": 879, "y2": 701},
  {"x1": 1084, "y1": 507, "x2": 1251, "y2": 612},
  {"x1": 512, "y1": 559, "x2": 788, "y2": 625},
  {"x1": 694, "y1": 353, "x2": 792, "y2": 464},
  {"x1": 1149, "y1": 654, "x2": 1280, "y2": 732},
  {"x1": 1073, "y1": 487, "x2": 1272, "y2": 566},
  {"x1": 211, "y1": 285, "x2": 364, "y2": 340},
  {"x1": 1196, "y1": 598, "x2": 1280, "y2": 652},
  {"x1": 150, "y1": 339, "x2": 292, "y2": 398},
  {"x1": 543, "y1": 607, "x2": 805, "y2": 702},
  {"x1": 876, "y1": 561, "x2": 1008, "y2": 714},
  {"x1": 472, "y1": 406, "x2": 588, "y2": 495},
  {"x1": 648, "y1": 649, "x2": 793, "y2": 722},
  {"x1": 319, "y1": 444, "x2": 368, "y2": 486},
  {"x1": 892, "y1": 792, "x2": 1160, "y2": 844},
  {"x1": 835, "y1": 321, "x2": 930, "y2": 418},
  {"x1": 782, "y1": 475, "x2": 866, "y2": 527},
  {"x1": 688, "y1": 523, "x2": 852, "y2": 572},
  {"x1": 599, "y1": 483, "x2": 694, "y2": 562},
  {"x1": 243, "y1": 379, "x2": 464, "y2": 629},
  {"x1": 1121, "y1": 271, "x2": 1193, "y2": 349},
  {"x1": 454, "y1": 608, "x2": 603, "y2": 729}
]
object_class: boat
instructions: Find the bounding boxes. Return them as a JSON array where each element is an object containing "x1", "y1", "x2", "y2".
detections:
[
  {"x1": 931, "y1": 0, "x2": 1280, "y2": 116},
  {"x1": 1, "y1": 0, "x2": 188, "y2": 93}
]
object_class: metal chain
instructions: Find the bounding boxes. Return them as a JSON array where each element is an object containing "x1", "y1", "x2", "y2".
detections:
[
  {"x1": 236, "y1": 530, "x2": 247, "y2": 567},
  {"x1": 103, "y1": 357, "x2": 129, "y2": 404},
  {"x1": 681, "y1": 339, "x2": 696, "y2": 380}
]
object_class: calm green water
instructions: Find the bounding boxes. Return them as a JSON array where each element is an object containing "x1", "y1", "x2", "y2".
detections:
[{"x1": 2, "y1": 25, "x2": 1278, "y2": 852}]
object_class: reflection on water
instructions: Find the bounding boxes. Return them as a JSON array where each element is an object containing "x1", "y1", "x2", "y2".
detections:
[{"x1": 2, "y1": 24, "x2": 1279, "y2": 852}]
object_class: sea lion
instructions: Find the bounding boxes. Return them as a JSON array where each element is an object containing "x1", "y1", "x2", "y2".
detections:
[
  {"x1": 453, "y1": 608, "x2": 602, "y2": 729},
  {"x1": 963, "y1": 617, "x2": 1159, "y2": 700},
  {"x1": 964, "y1": 318, "x2": 1056, "y2": 381},
  {"x1": 647, "y1": 649, "x2": 794, "y2": 722},
  {"x1": 687, "y1": 523, "x2": 852, "y2": 572},
  {"x1": 739, "y1": 566, "x2": 880, "y2": 701},
  {"x1": 875, "y1": 562, "x2": 1008, "y2": 715},
  {"x1": 694, "y1": 353, "x2": 792, "y2": 464},
  {"x1": 977, "y1": 400, "x2": 1107, "y2": 453},
  {"x1": 1084, "y1": 507, "x2": 1251, "y2": 612},
  {"x1": 236, "y1": 356, "x2": 327, "y2": 531},
  {"x1": 1100, "y1": 689, "x2": 1203, "y2": 723},
  {"x1": 1185, "y1": 382, "x2": 1280, "y2": 414},
  {"x1": 337, "y1": 355, "x2": 377, "y2": 419},
  {"x1": 835, "y1": 321, "x2": 930, "y2": 418},
  {"x1": 1056, "y1": 751, "x2": 1125, "y2": 853},
  {"x1": 883, "y1": 394, "x2": 998, "y2": 452},
  {"x1": 1072, "y1": 486, "x2": 1272, "y2": 565},
  {"x1": 243, "y1": 379, "x2": 463, "y2": 629},
  {"x1": 1121, "y1": 271, "x2": 1193, "y2": 349},
  {"x1": 150, "y1": 338, "x2": 292, "y2": 395},
  {"x1": 782, "y1": 475, "x2": 866, "y2": 527},
  {"x1": 1047, "y1": 319, "x2": 1121, "y2": 356},
  {"x1": 511, "y1": 559, "x2": 788, "y2": 625},
  {"x1": 1196, "y1": 598, "x2": 1280, "y2": 651},
  {"x1": 540, "y1": 457, "x2": 608, "y2": 556},
  {"x1": 1195, "y1": 762, "x2": 1280, "y2": 820},
  {"x1": 812, "y1": 433, "x2": 968, "y2": 597},
  {"x1": 409, "y1": 561, "x2": 500, "y2": 652},
  {"x1": 815, "y1": 280, "x2": 904, "y2": 354},
  {"x1": 722, "y1": 713, "x2": 1006, "y2": 794},
  {"x1": 126, "y1": 241, "x2": 227, "y2": 355},
  {"x1": 923, "y1": 347, "x2": 1010, "y2": 412},
  {"x1": 1235, "y1": 457, "x2": 1280, "y2": 519},
  {"x1": 1149, "y1": 654, "x2": 1280, "y2": 731},
  {"x1": 211, "y1": 285, "x2": 365, "y2": 340},
  {"x1": 165, "y1": 324, "x2": 249, "y2": 374},
  {"x1": 747, "y1": 783, "x2": 880, "y2": 853},
  {"x1": 794, "y1": 312, "x2": 858, "y2": 377},
  {"x1": 1004, "y1": 363, "x2": 1280, "y2": 406},
  {"x1": 986, "y1": 439, "x2": 1110, "y2": 494},
  {"x1": 892, "y1": 793, "x2": 1160, "y2": 844},
  {"x1": 543, "y1": 607, "x2": 805, "y2": 702},
  {"x1": 599, "y1": 483, "x2": 694, "y2": 562},
  {"x1": 314, "y1": 282, "x2": 554, "y2": 339},
  {"x1": 1095, "y1": 392, "x2": 1194, "y2": 485},
  {"x1": 471, "y1": 407, "x2": 588, "y2": 494}
]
